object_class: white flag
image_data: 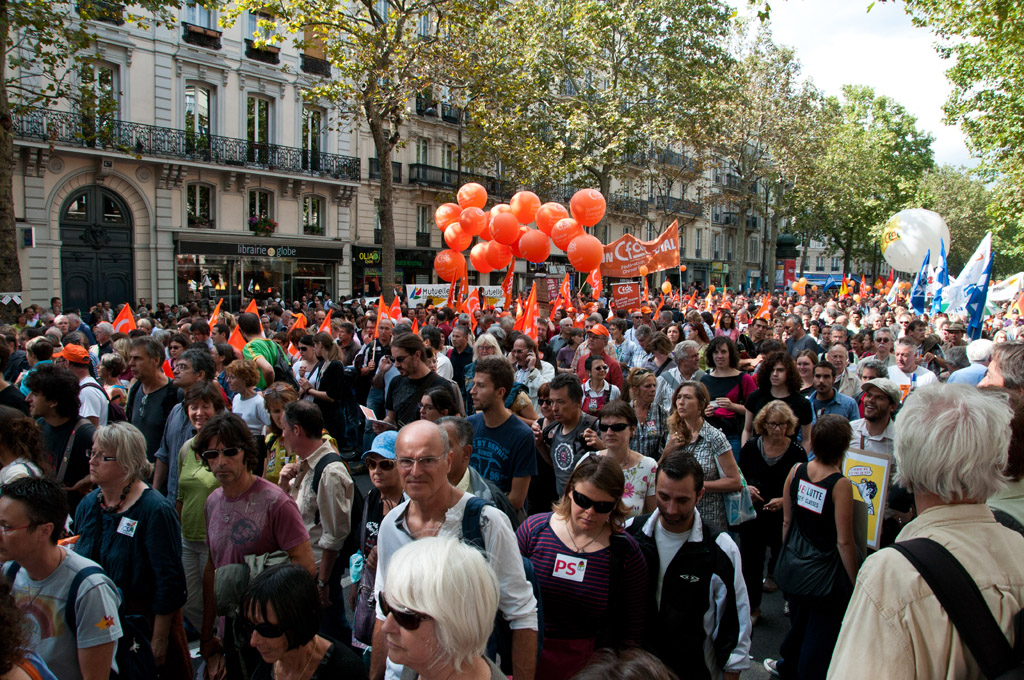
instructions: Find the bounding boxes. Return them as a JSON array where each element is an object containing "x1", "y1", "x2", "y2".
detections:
[{"x1": 943, "y1": 233, "x2": 991, "y2": 316}]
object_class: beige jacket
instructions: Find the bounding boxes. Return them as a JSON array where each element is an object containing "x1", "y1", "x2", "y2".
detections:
[{"x1": 828, "y1": 504, "x2": 1024, "y2": 680}]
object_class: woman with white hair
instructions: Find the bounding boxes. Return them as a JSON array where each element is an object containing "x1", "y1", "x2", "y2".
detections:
[
  {"x1": 73, "y1": 421, "x2": 191, "y2": 678},
  {"x1": 381, "y1": 536, "x2": 503, "y2": 680},
  {"x1": 462, "y1": 333, "x2": 504, "y2": 415}
]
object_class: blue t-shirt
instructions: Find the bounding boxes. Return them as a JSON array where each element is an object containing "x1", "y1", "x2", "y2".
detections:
[{"x1": 468, "y1": 412, "x2": 538, "y2": 493}]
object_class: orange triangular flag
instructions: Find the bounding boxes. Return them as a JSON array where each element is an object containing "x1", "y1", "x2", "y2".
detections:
[
  {"x1": 112, "y1": 304, "x2": 137, "y2": 334},
  {"x1": 654, "y1": 294, "x2": 665, "y2": 318},
  {"x1": 243, "y1": 299, "x2": 264, "y2": 338},
  {"x1": 209, "y1": 298, "x2": 223, "y2": 325},
  {"x1": 522, "y1": 283, "x2": 539, "y2": 341},
  {"x1": 501, "y1": 266, "x2": 515, "y2": 310},
  {"x1": 318, "y1": 309, "x2": 333, "y2": 333},
  {"x1": 291, "y1": 313, "x2": 308, "y2": 330},
  {"x1": 228, "y1": 326, "x2": 246, "y2": 353},
  {"x1": 411, "y1": 318, "x2": 420, "y2": 334},
  {"x1": 513, "y1": 301, "x2": 525, "y2": 332},
  {"x1": 390, "y1": 295, "x2": 402, "y2": 323},
  {"x1": 754, "y1": 296, "x2": 772, "y2": 321},
  {"x1": 162, "y1": 359, "x2": 175, "y2": 379}
]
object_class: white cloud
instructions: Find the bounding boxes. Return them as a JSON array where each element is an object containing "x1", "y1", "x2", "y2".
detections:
[{"x1": 729, "y1": 0, "x2": 976, "y2": 168}]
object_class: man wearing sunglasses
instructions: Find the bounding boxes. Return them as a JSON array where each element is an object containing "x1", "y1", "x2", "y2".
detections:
[
  {"x1": 627, "y1": 450, "x2": 751, "y2": 680},
  {"x1": 858, "y1": 329, "x2": 896, "y2": 369},
  {"x1": 370, "y1": 420, "x2": 538, "y2": 680}
]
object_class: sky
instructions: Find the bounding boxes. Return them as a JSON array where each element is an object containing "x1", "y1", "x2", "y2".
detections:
[{"x1": 730, "y1": 0, "x2": 976, "y2": 168}]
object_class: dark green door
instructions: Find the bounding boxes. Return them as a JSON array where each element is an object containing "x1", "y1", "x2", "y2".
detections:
[{"x1": 60, "y1": 186, "x2": 135, "y2": 312}]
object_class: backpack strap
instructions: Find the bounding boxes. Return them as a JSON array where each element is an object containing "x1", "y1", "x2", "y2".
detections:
[
  {"x1": 461, "y1": 495, "x2": 495, "y2": 550},
  {"x1": 4, "y1": 561, "x2": 22, "y2": 583},
  {"x1": 890, "y1": 538, "x2": 1022, "y2": 679},
  {"x1": 56, "y1": 419, "x2": 89, "y2": 483},
  {"x1": 310, "y1": 452, "x2": 343, "y2": 526},
  {"x1": 64, "y1": 565, "x2": 106, "y2": 638}
]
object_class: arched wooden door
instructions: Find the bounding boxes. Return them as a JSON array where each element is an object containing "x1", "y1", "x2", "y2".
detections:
[{"x1": 60, "y1": 186, "x2": 135, "y2": 312}]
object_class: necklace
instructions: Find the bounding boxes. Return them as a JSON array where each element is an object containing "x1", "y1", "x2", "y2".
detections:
[
  {"x1": 565, "y1": 520, "x2": 601, "y2": 554},
  {"x1": 99, "y1": 483, "x2": 133, "y2": 514}
]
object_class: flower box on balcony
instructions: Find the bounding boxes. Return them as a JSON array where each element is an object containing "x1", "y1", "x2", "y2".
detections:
[{"x1": 249, "y1": 216, "x2": 277, "y2": 236}]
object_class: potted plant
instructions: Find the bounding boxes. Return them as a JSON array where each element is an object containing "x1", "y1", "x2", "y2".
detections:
[{"x1": 249, "y1": 215, "x2": 277, "y2": 236}]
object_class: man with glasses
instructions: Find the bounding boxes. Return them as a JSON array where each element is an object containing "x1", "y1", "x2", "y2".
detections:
[
  {"x1": 859, "y1": 329, "x2": 896, "y2": 369},
  {"x1": 370, "y1": 420, "x2": 539, "y2": 680},
  {"x1": 376, "y1": 334, "x2": 460, "y2": 431},
  {"x1": 0, "y1": 477, "x2": 123, "y2": 680},
  {"x1": 573, "y1": 323, "x2": 624, "y2": 388},
  {"x1": 197, "y1": 411, "x2": 314, "y2": 680},
  {"x1": 153, "y1": 348, "x2": 217, "y2": 498},
  {"x1": 126, "y1": 336, "x2": 180, "y2": 462}
]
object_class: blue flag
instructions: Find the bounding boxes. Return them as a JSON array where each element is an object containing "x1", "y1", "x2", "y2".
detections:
[
  {"x1": 909, "y1": 249, "x2": 930, "y2": 315},
  {"x1": 930, "y1": 239, "x2": 949, "y2": 314},
  {"x1": 823, "y1": 275, "x2": 838, "y2": 291},
  {"x1": 964, "y1": 235, "x2": 994, "y2": 340}
]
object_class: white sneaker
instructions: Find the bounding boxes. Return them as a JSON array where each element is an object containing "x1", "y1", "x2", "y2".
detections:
[{"x1": 764, "y1": 659, "x2": 780, "y2": 677}]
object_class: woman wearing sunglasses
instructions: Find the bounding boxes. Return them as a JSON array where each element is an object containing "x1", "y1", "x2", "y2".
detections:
[
  {"x1": 516, "y1": 455, "x2": 648, "y2": 680},
  {"x1": 74, "y1": 421, "x2": 192, "y2": 678},
  {"x1": 350, "y1": 431, "x2": 404, "y2": 645},
  {"x1": 582, "y1": 400, "x2": 657, "y2": 517},
  {"x1": 243, "y1": 564, "x2": 367, "y2": 680},
  {"x1": 380, "y1": 536, "x2": 503, "y2": 680}
]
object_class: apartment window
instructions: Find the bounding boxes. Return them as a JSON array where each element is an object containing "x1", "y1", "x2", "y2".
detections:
[
  {"x1": 375, "y1": 0, "x2": 389, "y2": 22},
  {"x1": 816, "y1": 255, "x2": 825, "y2": 271},
  {"x1": 247, "y1": 96, "x2": 272, "y2": 163},
  {"x1": 442, "y1": 144, "x2": 456, "y2": 171},
  {"x1": 80, "y1": 62, "x2": 119, "y2": 143},
  {"x1": 184, "y1": 83, "x2": 212, "y2": 151},
  {"x1": 184, "y1": 3, "x2": 213, "y2": 27},
  {"x1": 303, "y1": 196, "x2": 323, "y2": 235},
  {"x1": 416, "y1": 205, "x2": 432, "y2": 233},
  {"x1": 186, "y1": 183, "x2": 214, "y2": 229},
  {"x1": 832, "y1": 257, "x2": 842, "y2": 271},
  {"x1": 373, "y1": 199, "x2": 382, "y2": 244},
  {"x1": 696, "y1": 229, "x2": 702, "y2": 251},
  {"x1": 417, "y1": 12, "x2": 430, "y2": 37},
  {"x1": 416, "y1": 138, "x2": 429, "y2": 165},
  {"x1": 249, "y1": 190, "x2": 273, "y2": 220},
  {"x1": 713, "y1": 234, "x2": 721, "y2": 260},
  {"x1": 727, "y1": 235, "x2": 734, "y2": 260},
  {"x1": 247, "y1": 11, "x2": 274, "y2": 40},
  {"x1": 646, "y1": 221, "x2": 656, "y2": 241},
  {"x1": 302, "y1": 107, "x2": 323, "y2": 170}
]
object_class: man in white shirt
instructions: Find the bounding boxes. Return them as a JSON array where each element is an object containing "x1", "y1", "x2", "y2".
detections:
[
  {"x1": 849, "y1": 378, "x2": 899, "y2": 457},
  {"x1": 887, "y1": 339, "x2": 938, "y2": 402},
  {"x1": 55, "y1": 344, "x2": 107, "y2": 427}
]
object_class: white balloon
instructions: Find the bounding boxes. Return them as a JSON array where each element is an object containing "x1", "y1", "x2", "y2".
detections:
[{"x1": 880, "y1": 209, "x2": 951, "y2": 273}]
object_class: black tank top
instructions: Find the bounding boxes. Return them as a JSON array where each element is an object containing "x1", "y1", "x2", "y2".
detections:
[{"x1": 789, "y1": 463, "x2": 844, "y2": 553}]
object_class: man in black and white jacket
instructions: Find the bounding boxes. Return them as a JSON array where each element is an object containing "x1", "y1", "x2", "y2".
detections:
[{"x1": 626, "y1": 450, "x2": 751, "y2": 680}]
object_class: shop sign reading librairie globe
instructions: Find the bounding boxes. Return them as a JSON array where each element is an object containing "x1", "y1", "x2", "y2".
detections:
[
  {"x1": 176, "y1": 240, "x2": 346, "y2": 260},
  {"x1": 237, "y1": 244, "x2": 298, "y2": 258}
]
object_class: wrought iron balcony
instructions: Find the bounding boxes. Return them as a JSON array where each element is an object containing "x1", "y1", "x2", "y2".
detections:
[
  {"x1": 416, "y1": 232, "x2": 432, "y2": 247},
  {"x1": 245, "y1": 39, "x2": 280, "y2": 65},
  {"x1": 607, "y1": 193, "x2": 647, "y2": 216},
  {"x1": 408, "y1": 164, "x2": 503, "y2": 195},
  {"x1": 415, "y1": 97, "x2": 438, "y2": 117},
  {"x1": 12, "y1": 107, "x2": 361, "y2": 182},
  {"x1": 369, "y1": 158, "x2": 402, "y2": 183},
  {"x1": 76, "y1": 0, "x2": 125, "y2": 25},
  {"x1": 441, "y1": 103, "x2": 463, "y2": 125},
  {"x1": 655, "y1": 148, "x2": 688, "y2": 167},
  {"x1": 300, "y1": 54, "x2": 332, "y2": 77},
  {"x1": 182, "y1": 23, "x2": 222, "y2": 50},
  {"x1": 655, "y1": 195, "x2": 702, "y2": 216}
]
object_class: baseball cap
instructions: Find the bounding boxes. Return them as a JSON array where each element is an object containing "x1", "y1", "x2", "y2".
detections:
[
  {"x1": 946, "y1": 321, "x2": 966, "y2": 332},
  {"x1": 55, "y1": 345, "x2": 91, "y2": 365},
  {"x1": 362, "y1": 430, "x2": 398, "y2": 461},
  {"x1": 588, "y1": 323, "x2": 610, "y2": 337},
  {"x1": 861, "y1": 378, "x2": 901, "y2": 405},
  {"x1": 641, "y1": 306, "x2": 653, "y2": 314}
]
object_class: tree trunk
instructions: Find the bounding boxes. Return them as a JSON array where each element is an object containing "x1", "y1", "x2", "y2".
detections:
[
  {"x1": 0, "y1": 0, "x2": 23, "y2": 322},
  {"x1": 368, "y1": 115, "x2": 396, "y2": 306}
]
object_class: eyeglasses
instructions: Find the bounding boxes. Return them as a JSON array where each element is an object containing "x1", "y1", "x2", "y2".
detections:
[
  {"x1": 765, "y1": 422, "x2": 788, "y2": 429},
  {"x1": 597, "y1": 422, "x2": 630, "y2": 433},
  {"x1": 86, "y1": 449, "x2": 118, "y2": 462},
  {"x1": 392, "y1": 353, "x2": 411, "y2": 364},
  {"x1": 590, "y1": 365, "x2": 607, "y2": 372},
  {"x1": 418, "y1": 403, "x2": 436, "y2": 412},
  {"x1": 138, "y1": 393, "x2": 149, "y2": 418},
  {"x1": 571, "y1": 489, "x2": 617, "y2": 514},
  {"x1": 0, "y1": 523, "x2": 37, "y2": 537},
  {"x1": 366, "y1": 458, "x2": 396, "y2": 472},
  {"x1": 396, "y1": 455, "x2": 445, "y2": 470},
  {"x1": 241, "y1": 619, "x2": 285, "y2": 639},
  {"x1": 200, "y1": 447, "x2": 242, "y2": 461},
  {"x1": 379, "y1": 591, "x2": 432, "y2": 631}
]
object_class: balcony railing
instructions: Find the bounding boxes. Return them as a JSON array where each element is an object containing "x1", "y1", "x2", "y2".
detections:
[
  {"x1": 416, "y1": 232, "x2": 432, "y2": 247},
  {"x1": 76, "y1": 1, "x2": 125, "y2": 25},
  {"x1": 245, "y1": 39, "x2": 280, "y2": 65},
  {"x1": 300, "y1": 54, "x2": 332, "y2": 77},
  {"x1": 13, "y1": 107, "x2": 361, "y2": 182},
  {"x1": 655, "y1": 195, "x2": 702, "y2": 216},
  {"x1": 408, "y1": 163, "x2": 501, "y2": 194},
  {"x1": 715, "y1": 174, "x2": 741, "y2": 190},
  {"x1": 369, "y1": 158, "x2": 402, "y2": 183},
  {"x1": 607, "y1": 193, "x2": 647, "y2": 216},
  {"x1": 182, "y1": 23, "x2": 222, "y2": 50},
  {"x1": 441, "y1": 103, "x2": 463, "y2": 124},
  {"x1": 415, "y1": 97, "x2": 439, "y2": 117}
]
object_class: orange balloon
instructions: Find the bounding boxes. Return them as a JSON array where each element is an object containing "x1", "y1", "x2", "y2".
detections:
[
  {"x1": 567, "y1": 233, "x2": 603, "y2": 273},
  {"x1": 434, "y1": 203, "x2": 462, "y2": 231},
  {"x1": 490, "y1": 204, "x2": 512, "y2": 219},
  {"x1": 661, "y1": 281, "x2": 672, "y2": 295},
  {"x1": 510, "y1": 226, "x2": 530, "y2": 258},
  {"x1": 485, "y1": 240, "x2": 513, "y2": 270},
  {"x1": 811, "y1": 285, "x2": 819, "y2": 292},
  {"x1": 570, "y1": 189, "x2": 607, "y2": 227},
  {"x1": 639, "y1": 266, "x2": 649, "y2": 277},
  {"x1": 519, "y1": 229, "x2": 551, "y2": 263},
  {"x1": 551, "y1": 218, "x2": 583, "y2": 251},
  {"x1": 536, "y1": 202, "x2": 570, "y2": 236},
  {"x1": 434, "y1": 249, "x2": 465, "y2": 282},
  {"x1": 510, "y1": 191, "x2": 541, "y2": 224},
  {"x1": 444, "y1": 223, "x2": 472, "y2": 251},
  {"x1": 680, "y1": 265, "x2": 687, "y2": 272},
  {"x1": 458, "y1": 207, "x2": 488, "y2": 237},
  {"x1": 457, "y1": 182, "x2": 487, "y2": 210},
  {"x1": 709, "y1": 284, "x2": 716, "y2": 293},
  {"x1": 798, "y1": 277, "x2": 807, "y2": 285},
  {"x1": 490, "y1": 212, "x2": 522, "y2": 245},
  {"x1": 469, "y1": 242, "x2": 494, "y2": 274},
  {"x1": 853, "y1": 294, "x2": 861, "y2": 303},
  {"x1": 477, "y1": 223, "x2": 493, "y2": 241}
]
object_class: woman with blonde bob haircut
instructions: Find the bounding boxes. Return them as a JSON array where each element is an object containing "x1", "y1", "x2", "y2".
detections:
[{"x1": 382, "y1": 536, "x2": 502, "y2": 680}]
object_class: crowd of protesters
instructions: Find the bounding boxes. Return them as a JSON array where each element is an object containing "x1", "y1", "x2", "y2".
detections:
[{"x1": 1, "y1": 284, "x2": 1023, "y2": 680}]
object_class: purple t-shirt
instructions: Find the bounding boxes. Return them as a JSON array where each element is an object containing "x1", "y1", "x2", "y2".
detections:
[{"x1": 205, "y1": 476, "x2": 309, "y2": 568}]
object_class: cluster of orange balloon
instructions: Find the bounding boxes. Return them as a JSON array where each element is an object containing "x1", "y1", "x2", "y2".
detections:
[
  {"x1": 792, "y1": 277, "x2": 808, "y2": 296},
  {"x1": 432, "y1": 183, "x2": 609, "y2": 283}
]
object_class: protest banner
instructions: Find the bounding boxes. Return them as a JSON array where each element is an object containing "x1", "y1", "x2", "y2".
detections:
[
  {"x1": 600, "y1": 221, "x2": 679, "y2": 278},
  {"x1": 843, "y1": 447, "x2": 893, "y2": 550},
  {"x1": 610, "y1": 282, "x2": 641, "y2": 310}
]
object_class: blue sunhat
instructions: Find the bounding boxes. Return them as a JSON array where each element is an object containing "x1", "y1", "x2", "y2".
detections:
[{"x1": 362, "y1": 430, "x2": 398, "y2": 461}]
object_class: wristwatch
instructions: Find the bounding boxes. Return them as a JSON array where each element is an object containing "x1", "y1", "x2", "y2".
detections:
[{"x1": 317, "y1": 579, "x2": 328, "y2": 588}]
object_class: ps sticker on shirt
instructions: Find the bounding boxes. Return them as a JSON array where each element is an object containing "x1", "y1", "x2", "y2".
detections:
[
  {"x1": 797, "y1": 479, "x2": 826, "y2": 514},
  {"x1": 116, "y1": 517, "x2": 139, "y2": 538},
  {"x1": 552, "y1": 553, "x2": 587, "y2": 583}
]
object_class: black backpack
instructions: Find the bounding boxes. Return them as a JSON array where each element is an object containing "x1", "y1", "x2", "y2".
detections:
[
  {"x1": 890, "y1": 538, "x2": 1024, "y2": 679},
  {"x1": 311, "y1": 452, "x2": 364, "y2": 569},
  {"x1": 4, "y1": 562, "x2": 158, "y2": 679},
  {"x1": 81, "y1": 382, "x2": 128, "y2": 423}
]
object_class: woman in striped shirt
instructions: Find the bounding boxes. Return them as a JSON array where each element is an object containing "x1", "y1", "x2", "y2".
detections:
[{"x1": 516, "y1": 455, "x2": 648, "y2": 680}]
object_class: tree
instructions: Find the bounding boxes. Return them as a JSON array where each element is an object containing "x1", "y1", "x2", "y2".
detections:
[
  {"x1": 222, "y1": 0, "x2": 490, "y2": 304},
  {"x1": 1, "y1": 0, "x2": 180, "y2": 319},
  {"x1": 463, "y1": 0, "x2": 734, "y2": 211}
]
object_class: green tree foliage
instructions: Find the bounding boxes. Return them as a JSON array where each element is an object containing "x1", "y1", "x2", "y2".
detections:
[
  {"x1": 1, "y1": 0, "x2": 181, "y2": 318},
  {"x1": 222, "y1": 0, "x2": 490, "y2": 303}
]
